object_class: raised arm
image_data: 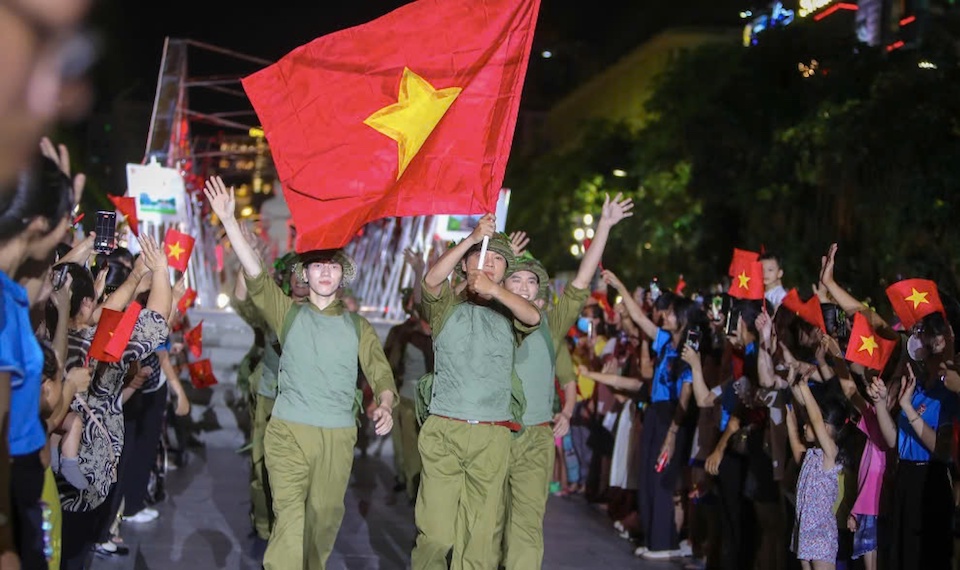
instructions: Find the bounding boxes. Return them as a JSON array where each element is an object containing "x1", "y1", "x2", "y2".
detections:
[
  {"x1": 403, "y1": 247, "x2": 426, "y2": 307},
  {"x1": 577, "y1": 363, "x2": 643, "y2": 392},
  {"x1": 682, "y1": 345, "x2": 716, "y2": 407},
  {"x1": 601, "y1": 269, "x2": 658, "y2": 341},
  {"x1": 424, "y1": 214, "x2": 494, "y2": 294},
  {"x1": 204, "y1": 176, "x2": 263, "y2": 278},
  {"x1": 866, "y1": 376, "x2": 898, "y2": 449},
  {"x1": 571, "y1": 193, "x2": 633, "y2": 290},
  {"x1": 796, "y1": 380, "x2": 838, "y2": 465},
  {"x1": 785, "y1": 402, "x2": 807, "y2": 465},
  {"x1": 138, "y1": 234, "x2": 173, "y2": 318}
]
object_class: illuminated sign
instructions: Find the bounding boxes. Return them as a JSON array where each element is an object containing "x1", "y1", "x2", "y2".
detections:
[
  {"x1": 799, "y1": 0, "x2": 835, "y2": 17},
  {"x1": 743, "y1": 1, "x2": 795, "y2": 46}
]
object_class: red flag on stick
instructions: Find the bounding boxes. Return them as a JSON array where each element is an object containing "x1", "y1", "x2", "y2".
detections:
[
  {"x1": 163, "y1": 228, "x2": 195, "y2": 272},
  {"x1": 728, "y1": 261, "x2": 764, "y2": 300},
  {"x1": 87, "y1": 302, "x2": 142, "y2": 364},
  {"x1": 780, "y1": 289, "x2": 827, "y2": 333},
  {"x1": 188, "y1": 359, "x2": 218, "y2": 389},
  {"x1": 728, "y1": 248, "x2": 760, "y2": 278},
  {"x1": 107, "y1": 195, "x2": 140, "y2": 237},
  {"x1": 177, "y1": 288, "x2": 198, "y2": 315},
  {"x1": 885, "y1": 278, "x2": 945, "y2": 330},
  {"x1": 241, "y1": 0, "x2": 542, "y2": 251},
  {"x1": 184, "y1": 321, "x2": 203, "y2": 358},
  {"x1": 844, "y1": 312, "x2": 897, "y2": 371}
]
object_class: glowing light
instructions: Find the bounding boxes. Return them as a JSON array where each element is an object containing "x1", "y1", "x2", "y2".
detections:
[
  {"x1": 899, "y1": 15, "x2": 916, "y2": 26},
  {"x1": 541, "y1": 50, "x2": 553, "y2": 59},
  {"x1": 573, "y1": 228, "x2": 586, "y2": 241},
  {"x1": 569, "y1": 244, "x2": 580, "y2": 256},
  {"x1": 216, "y1": 293, "x2": 230, "y2": 309},
  {"x1": 887, "y1": 40, "x2": 905, "y2": 52},
  {"x1": 812, "y1": 3, "x2": 857, "y2": 21},
  {"x1": 615, "y1": 295, "x2": 623, "y2": 305},
  {"x1": 612, "y1": 169, "x2": 627, "y2": 178},
  {"x1": 248, "y1": 127, "x2": 264, "y2": 138},
  {"x1": 739, "y1": 10, "x2": 752, "y2": 18},
  {"x1": 583, "y1": 214, "x2": 594, "y2": 225},
  {"x1": 918, "y1": 61, "x2": 937, "y2": 69},
  {"x1": 586, "y1": 228, "x2": 595, "y2": 239},
  {"x1": 799, "y1": 0, "x2": 835, "y2": 17},
  {"x1": 644, "y1": 242, "x2": 652, "y2": 250}
]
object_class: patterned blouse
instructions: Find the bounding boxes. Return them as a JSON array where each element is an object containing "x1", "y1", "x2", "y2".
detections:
[{"x1": 58, "y1": 309, "x2": 168, "y2": 512}]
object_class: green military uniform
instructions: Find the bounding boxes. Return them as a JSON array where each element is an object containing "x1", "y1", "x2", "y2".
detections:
[
  {"x1": 384, "y1": 317, "x2": 433, "y2": 501},
  {"x1": 500, "y1": 257, "x2": 589, "y2": 570},
  {"x1": 246, "y1": 269, "x2": 397, "y2": 570},
  {"x1": 232, "y1": 295, "x2": 273, "y2": 539},
  {"x1": 411, "y1": 269, "x2": 537, "y2": 570}
]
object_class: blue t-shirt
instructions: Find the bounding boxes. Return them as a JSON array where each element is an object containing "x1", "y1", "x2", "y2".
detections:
[
  {"x1": 716, "y1": 342, "x2": 755, "y2": 432},
  {"x1": 649, "y1": 328, "x2": 692, "y2": 403},
  {"x1": 0, "y1": 272, "x2": 46, "y2": 456},
  {"x1": 897, "y1": 380, "x2": 958, "y2": 462}
]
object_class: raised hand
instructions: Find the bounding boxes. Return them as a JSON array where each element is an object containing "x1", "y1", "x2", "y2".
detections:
[
  {"x1": 598, "y1": 192, "x2": 634, "y2": 228},
  {"x1": 600, "y1": 269, "x2": 626, "y2": 292},
  {"x1": 508, "y1": 231, "x2": 530, "y2": 257},
  {"x1": 203, "y1": 176, "x2": 237, "y2": 224},
  {"x1": 755, "y1": 309, "x2": 773, "y2": 350},
  {"x1": 899, "y1": 367, "x2": 916, "y2": 408},
  {"x1": 138, "y1": 234, "x2": 168, "y2": 273},
  {"x1": 51, "y1": 271, "x2": 73, "y2": 311},
  {"x1": 40, "y1": 136, "x2": 86, "y2": 206},
  {"x1": 681, "y1": 345, "x2": 701, "y2": 369},
  {"x1": 403, "y1": 247, "x2": 425, "y2": 273},
  {"x1": 820, "y1": 243, "x2": 838, "y2": 287},
  {"x1": 866, "y1": 376, "x2": 888, "y2": 405}
]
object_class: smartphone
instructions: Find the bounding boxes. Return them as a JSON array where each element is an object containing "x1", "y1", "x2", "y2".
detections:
[
  {"x1": 51, "y1": 264, "x2": 68, "y2": 291},
  {"x1": 710, "y1": 295, "x2": 724, "y2": 322},
  {"x1": 93, "y1": 210, "x2": 117, "y2": 253},
  {"x1": 725, "y1": 308, "x2": 741, "y2": 338},
  {"x1": 685, "y1": 328, "x2": 701, "y2": 351}
]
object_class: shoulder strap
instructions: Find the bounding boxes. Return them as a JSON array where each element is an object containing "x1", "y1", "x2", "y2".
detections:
[
  {"x1": 279, "y1": 303, "x2": 303, "y2": 345},
  {"x1": 541, "y1": 313, "x2": 557, "y2": 364},
  {"x1": 348, "y1": 311, "x2": 363, "y2": 341}
]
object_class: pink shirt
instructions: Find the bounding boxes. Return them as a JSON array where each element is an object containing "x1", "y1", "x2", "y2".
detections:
[{"x1": 851, "y1": 406, "x2": 888, "y2": 516}]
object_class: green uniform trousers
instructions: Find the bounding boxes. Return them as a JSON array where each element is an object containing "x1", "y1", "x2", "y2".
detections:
[
  {"x1": 411, "y1": 415, "x2": 512, "y2": 570},
  {"x1": 395, "y1": 397, "x2": 422, "y2": 500},
  {"x1": 262, "y1": 418, "x2": 357, "y2": 570},
  {"x1": 497, "y1": 425, "x2": 555, "y2": 570},
  {"x1": 251, "y1": 393, "x2": 275, "y2": 539}
]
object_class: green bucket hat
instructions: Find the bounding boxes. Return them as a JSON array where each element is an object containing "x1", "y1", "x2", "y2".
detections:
[
  {"x1": 294, "y1": 249, "x2": 357, "y2": 285},
  {"x1": 508, "y1": 252, "x2": 550, "y2": 300},
  {"x1": 454, "y1": 232, "x2": 516, "y2": 279}
]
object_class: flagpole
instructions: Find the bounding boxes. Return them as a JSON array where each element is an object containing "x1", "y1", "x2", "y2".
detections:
[{"x1": 476, "y1": 235, "x2": 489, "y2": 270}]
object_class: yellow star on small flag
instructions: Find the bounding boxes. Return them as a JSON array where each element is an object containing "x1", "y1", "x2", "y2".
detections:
[
  {"x1": 905, "y1": 287, "x2": 930, "y2": 309},
  {"x1": 858, "y1": 335, "x2": 879, "y2": 356},
  {"x1": 737, "y1": 271, "x2": 750, "y2": 289},
  {"x1": 364, "y1": 67, "x2": 462, "y2": 180},
  {"x1": 167, "y1": 241, "x2": 185, "y2": 261}
]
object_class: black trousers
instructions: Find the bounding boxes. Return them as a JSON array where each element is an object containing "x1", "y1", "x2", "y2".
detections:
[
  {"x1": 61, "y1": 486, "x2": 114, "y2": 570},
  {"x1": 120, "y1": 384, "x2": 167, "y2": 516},
  {"x1": 889, "y1": 460, "x2": 953, "y2": 570},
  {"x1": 716, "y1": 450, "x2": 748, "y2": 570},
  {"x1": 11, "y1": 449, "x2": 48, "y2": 570}
]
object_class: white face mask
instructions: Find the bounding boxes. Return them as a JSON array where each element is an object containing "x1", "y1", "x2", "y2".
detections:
[{"x1": 907, "y1": 333, "x2": 927, "y2": 362}]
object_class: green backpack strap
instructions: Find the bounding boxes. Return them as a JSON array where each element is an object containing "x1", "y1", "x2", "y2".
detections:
[{"x1": 278, "y1": 303, "x2": 303, "y2": 345}]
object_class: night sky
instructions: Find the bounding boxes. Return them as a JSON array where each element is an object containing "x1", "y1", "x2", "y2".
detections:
[{"x1": 91, "y1": 0, "x2": 744, "y2": 110}]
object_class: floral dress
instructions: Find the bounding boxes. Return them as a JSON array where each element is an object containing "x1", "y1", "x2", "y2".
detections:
[
  {"x1": 791, "y1": 447, "x2": 841, "y2": 562},
  {"x1": 58, "y1": 309, "x2": 168, "y2": 512}
]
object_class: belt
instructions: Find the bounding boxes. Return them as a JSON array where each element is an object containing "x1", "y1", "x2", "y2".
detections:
[{"x1": 434, "y1": 415, "x2": 521, "y2": 432}]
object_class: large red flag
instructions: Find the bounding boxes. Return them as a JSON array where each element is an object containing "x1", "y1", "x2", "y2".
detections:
[
  {"x1": 184, "y1": 321, "x2": 203, "y2": 358},
  {"x1": 163, "y1": 229, "x2": 195, "y2": 273},
  {"x1": 728, "y1": 248, "x2": 760, "y2": 277},
  {"x1": 88, "y1": 302, "x2": 142, "y2": 364},
  {"x1": 241, "y1": 0, "x2": 542, "y2": 251},
  {"x1": 781, "y1": 288, "x2": 827, "y2": 333},
  {"x1": 885, "y1": 278, "x2": 945, "y2": 330},
  {"x1": 844, "y1": 312, "x2": 897, "y2": 371}
]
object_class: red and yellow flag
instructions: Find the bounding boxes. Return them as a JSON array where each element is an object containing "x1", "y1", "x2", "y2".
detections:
[
  {"x1": 163, "y1": 228, "x2": 195, "y2": 273},
  {"x1": 188, "y1": 359, "x2": 218, "y2": 389},
  {"x1": 728, "y1": 260, "x2": 764, "y2": 300},
  {"x1": 88, "y1": 302, "x2": 142, "y2": 364},
  {"x1": 241, "y1": 0, "x2": 542, "y2": 251},
  {"x1": 177, "y1": 287, "x2": 197, "y2": 315},
  {"x1": 844, "y1": 312, "x2": 897, "y2": 371},
  {"x1": 885, "y1": 278, "x2": 945, "y2": 330},
  {"x1": 780, "y1": 288, "x2": 827, "y2": 333},
  {"x1": 728, "y1": 248, "x2": 760, "y2": 278},
  {"x1": 184, "y1": 321, "x2": 203, "y2": 359},
  {"x1": 108, "y1": 195, "x2": 139, "y2": 237}
]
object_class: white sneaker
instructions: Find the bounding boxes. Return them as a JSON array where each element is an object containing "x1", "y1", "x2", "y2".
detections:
[
  {"x1": 633, "y1": 546, "x2": 648, "y2": 557},
  {"x1": 124, "y1": 508, "x2": 159, "y2": 523},
  {"x1": 679, "y1": 539, "x2": 693, "y2": 557},
  {"x1": 642, "y1": 549, "x2": 682, "y2": 560},
  {"x1": 613, "y1": 520, "x2": 624, "y2": 533}
]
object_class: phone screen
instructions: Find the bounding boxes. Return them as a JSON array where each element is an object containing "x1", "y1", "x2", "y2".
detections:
[
  {"x1": 725, "y1": 309, "x2": 741, "y2": 338},
  {"x1": 93, "y1": 211, "x2": 117, "y2": 253},
  {"x1": 686, "y1": 328, "x2": 701, "y2": 351}
]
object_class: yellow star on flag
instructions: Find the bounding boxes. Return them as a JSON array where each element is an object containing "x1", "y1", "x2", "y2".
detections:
[
  {"x1": 167, "y1": 241, "x2": 185, "y2": 261},
  {"x1": 905, "y1": 287, "x2": 930, "y2": 309},
  {"x1": 364, "y1": 67, "x2": 462, "y2": 180},
  {"x1": 858, "y1": 335, "x2": 879, "y2": 356},
  {"x1": 737, "y1": 271, "x2": 751, "y2": 289}
]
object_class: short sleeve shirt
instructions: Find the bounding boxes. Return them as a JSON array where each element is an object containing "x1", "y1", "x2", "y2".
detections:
[
  {"x1": 0, "y1": 271, "x2": 45, "y2": 456},
  {"x1": 897, "y1": 380, "x2": 958, "y2": 462},
  {"x1": 649, "y1": 328, "x2": 692, "y2": 403}
]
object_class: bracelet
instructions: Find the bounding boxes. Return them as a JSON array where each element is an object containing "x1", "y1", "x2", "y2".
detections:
[{"x1": 909, "y1": 415, "x2": 922, "y2": 423}]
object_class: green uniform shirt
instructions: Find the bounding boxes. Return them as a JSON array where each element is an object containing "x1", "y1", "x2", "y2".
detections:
[
  {"x1": 246, "y1": 272, "x2": 397, "y2": 428},
  {"x1": 421, "y1": 279, "x2": 537, "y2": 422},
  {"x1": 514, "y1": 285, "x2": 590, "y2": 425}
]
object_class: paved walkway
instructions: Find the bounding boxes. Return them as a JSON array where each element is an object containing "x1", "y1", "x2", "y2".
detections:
[{"x1": 87, "y1": 386, "x2": 688, "y2": 569}]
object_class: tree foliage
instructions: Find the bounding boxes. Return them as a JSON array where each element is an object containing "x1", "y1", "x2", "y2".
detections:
[{"x1": 506, "y1": 16, "x2": 960, "y2": 307}]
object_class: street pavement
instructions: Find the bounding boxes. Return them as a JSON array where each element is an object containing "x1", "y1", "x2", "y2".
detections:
[{"x1": 88, "y1": 308, "x2": 689, "y2": 570}]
